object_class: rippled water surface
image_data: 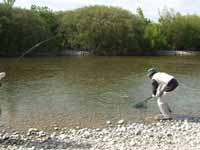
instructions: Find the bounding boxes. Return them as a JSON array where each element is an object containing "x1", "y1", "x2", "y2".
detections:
[{"x1": 0, "y1": 56, "x2": 200, "y2": 130}]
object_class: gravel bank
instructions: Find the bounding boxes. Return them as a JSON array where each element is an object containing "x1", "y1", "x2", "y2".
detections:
[{"x1": 0, "y1": 119, "x2": 200, "y2": 150}]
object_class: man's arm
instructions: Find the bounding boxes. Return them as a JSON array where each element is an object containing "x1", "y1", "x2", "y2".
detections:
[{"x1": 152, "y1": 79, "x2": 158, "y2": 96}]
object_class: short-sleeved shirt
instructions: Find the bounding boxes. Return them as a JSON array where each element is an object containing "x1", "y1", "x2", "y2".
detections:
[{"x1": 151, "y1": 72, "x2": 174, "y2": 96}]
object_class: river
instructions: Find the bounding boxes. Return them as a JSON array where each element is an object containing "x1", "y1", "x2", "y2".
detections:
[{"x1": 0, "y1": 56, "x2": 200, "y2": 130}]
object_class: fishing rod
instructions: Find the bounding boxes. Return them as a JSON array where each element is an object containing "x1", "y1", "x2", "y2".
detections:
[
  {"x1": 16, "y1": 35, "x2": 59, "y2": 62},
  {"x1": 1, "y1": 35, "x2": 59, "y2": 77}
]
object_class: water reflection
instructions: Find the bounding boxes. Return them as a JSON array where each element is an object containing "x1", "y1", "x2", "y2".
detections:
[{"x1": 0, "y1": 56, "x2": 199, "y2": 130}]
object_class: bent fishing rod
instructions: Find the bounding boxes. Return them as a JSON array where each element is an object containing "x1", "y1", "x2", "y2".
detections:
[{"x1": 16, "y1": 35, "x2": 59, "y2": 62}]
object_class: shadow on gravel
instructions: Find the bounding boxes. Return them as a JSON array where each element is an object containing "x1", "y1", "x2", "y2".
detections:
[
  {"x1": 174, "y1": 114, "x2": 200, "y2": 122},
  {"x1": 0, "y1": 138, "x2": 92, "y2": 149},
  {"x1": 145, "y1": 114, "x2": 200, "y2": 123}
]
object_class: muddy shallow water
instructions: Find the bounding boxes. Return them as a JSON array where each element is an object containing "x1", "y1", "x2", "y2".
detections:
[{"x1": 0, "y1": 56, "x2": 200, "y2": 130}]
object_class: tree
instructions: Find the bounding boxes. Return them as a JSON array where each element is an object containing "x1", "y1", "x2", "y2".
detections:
[
  {"x1": 159, "y1": 8, "x2": 200, "y2": 50},
  {"x1": 144, "y1": 23, "x2": 168, "y2": 50},
  {"x1": 58, "y1": 6, "x2": 145, "y2": 55},
  {"x1": 171, "y1": 15, "x2": 200, "y2": 50},
  {"x1": 3, "y1": 0, "x2": 15, "y2": 8},
  {"x1": 135, "y1": 7, "x2": 150, "y2": 50},
  {"x1": 31, "y1": 5, "x2": 58, "y2": 34},
  {"x1": 136, "y1": 7, "x2": 145, "y2": 20},
  {"x1": 0, "y1": 6, "x2": 53, "y2": 56}
]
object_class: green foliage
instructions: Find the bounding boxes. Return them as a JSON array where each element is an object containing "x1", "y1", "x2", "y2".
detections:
[
  {"x1": 159, "y1": 8, "x2": 200, "y2": 50},
  {"x1": 30, "y1": 5, "x2": 61, "y2": 52},
  {"x1": 144, "y1": 23, "x2": 168, "y2": 50},
  {"x1": 0, "y1": 5, "x2": 54, "y2": 56},
  {"x1": 3, "y1": 0, "x2": 15, "y2": 9},
  {"x1": 59, "y1": 6, "x2": 144, "y2": 55},
  {"x1": 1, "y1": 4, "x2": 200, "y2": 56},
  {"x1": 136, "y1": 7, "x2": 145, "y2": 19},
  {"x1": 135, "y1": 7, "x2": 151, "y2": 51},
  {"x1": 30, "y1": 5, "x2": 58, "y2": 34}
]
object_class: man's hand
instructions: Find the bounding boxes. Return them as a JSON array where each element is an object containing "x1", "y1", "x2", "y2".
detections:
[{"x1": 156, "y1": 88, "x2": 166, "y2": 97}]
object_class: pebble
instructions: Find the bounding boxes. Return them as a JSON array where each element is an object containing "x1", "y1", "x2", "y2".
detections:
[
  {"x1": 106, "y1": 121, "x2": 111, "y2": 125},
  {"x1": 27, "y1": 128, "x2": 38, "y2": 136},
  {"x1": 38, "y1": 131, "x2": 46, "y2": 137},
  {"x1": 118, "y1": 119, "x2": 124, "y2": 125},
  {"x1": 54, "y1": 127, "x2": 59, "y2": 130},
  {"x1": 135, "y1": 130, "x2": 142, "y2": 135},
  {"x1": 59, "y1": 134, "x2": 67, "y2": 140},
  {"x1": 50, "y1": 132, "x2": 56, "y2": 139},
  {"x1": 1, "y1": 121, "x2": 200, "y2": 150}
]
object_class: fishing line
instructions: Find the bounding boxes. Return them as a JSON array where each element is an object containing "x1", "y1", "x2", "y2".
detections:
[
  {"x1": 16, "y1": 35, "x2": 59, "y2": 62},
  {"x1": 1, "y1": 35, "x2": 59, "y2": 81}
]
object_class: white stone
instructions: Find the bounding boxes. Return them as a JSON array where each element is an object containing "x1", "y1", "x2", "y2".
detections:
[
  {"x1": 54, "y1": 127, "x2": 59, "y2": 130},
  {"x1": 106, "y1": 121, "x2": 111, "y2": 125},
  {"x1": 135, "y1": 130, "x2": 142, "y2": 135},
  {"x1": 38, "y1": 131, "x2": 46, "y2": 137},
  {"x1": 96, "y1": 128, "x2": 101, "y2": 131},
  {"x1": 27, "y1": 146, "x2": 35, "y2": 150},
  {"x1": 118, "y1": 120, "x2": 124, "y2": 125},
  {"x1": 59, "y1": 134, "x2": 67, "y2": 140},
  {"x1": 129, "y1": 140, "x2": 136, "y2": 146},
  {"x1": 50, "y1": 132, "x2": 57, "y2": 139},
  {"x1": 27, "y1": 128, "x2": 38, "y2": 136},
  {"x1": 2, "y1": 133, "x2": 9, "y2": 140}
]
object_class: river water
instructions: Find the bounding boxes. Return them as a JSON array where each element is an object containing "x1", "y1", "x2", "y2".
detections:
[{"x1": 0, "y1": 56, "x2": 200, "y2": 130}]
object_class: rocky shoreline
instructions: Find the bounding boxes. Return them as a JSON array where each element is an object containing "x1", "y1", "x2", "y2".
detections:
[{"x1": 0, "y1": 119, "x2": 200, "y2": 150}]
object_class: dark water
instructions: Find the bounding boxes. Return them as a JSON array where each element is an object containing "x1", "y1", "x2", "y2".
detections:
[{"x1": 0, "y1": 56, "x2": 200, "y2": 130}]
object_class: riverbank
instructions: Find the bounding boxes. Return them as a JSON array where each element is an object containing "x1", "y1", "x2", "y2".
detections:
[
  {"x1": 156, "y1": 50, "x2": 200, "y2": 56},
  {"x1": 1, "y1": 119, "x2": 200, "y2": 150},
  {"x1": 1, "y1": 50, "x2": 200, "y2": 57}
]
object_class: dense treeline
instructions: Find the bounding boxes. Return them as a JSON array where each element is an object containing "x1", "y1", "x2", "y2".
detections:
[
  {"x1": 58, "y1": 6, "x2": 150, "y2": 55},
  {"x1": 1, "y1": 2, "x2": 200, "y2": 56},
  {"x1": 0, "y1": 3, "x2": 60, "y2": 56}
]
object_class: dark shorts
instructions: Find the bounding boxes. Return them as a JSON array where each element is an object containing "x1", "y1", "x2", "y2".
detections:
[{"x1": 165, "y1": 79, "x2": 179, "y2": 92}]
